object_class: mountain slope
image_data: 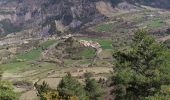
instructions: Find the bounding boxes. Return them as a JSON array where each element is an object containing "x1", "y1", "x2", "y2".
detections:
[{"x1": 0, "y1": 0, "x2": 170, "y2": 35}]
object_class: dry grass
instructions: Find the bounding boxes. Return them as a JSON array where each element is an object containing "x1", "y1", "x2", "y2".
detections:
[{"x1": 19, "y1": 90, "x2": 38, "y2": 100}]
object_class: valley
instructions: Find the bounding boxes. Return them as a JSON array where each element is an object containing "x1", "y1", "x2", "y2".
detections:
[{"x1": 0, "y1": 0, "x2": 170, "y2": 100}]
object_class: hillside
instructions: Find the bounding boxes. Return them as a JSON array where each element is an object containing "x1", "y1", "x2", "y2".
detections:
[
  {"x1": 0, "y1": 0, "x2": 170, "y2": 35},
  {"x1": 41, "y1": 37, "x2": 97, "y2": 66},
  {"x1": 0, "y1": 0, "x2": 170, "y2": 99}
]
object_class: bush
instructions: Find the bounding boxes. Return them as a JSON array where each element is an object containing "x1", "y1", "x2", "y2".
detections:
[{"x1": 0, "y1": 81, "x2": 18, "y2": 100}]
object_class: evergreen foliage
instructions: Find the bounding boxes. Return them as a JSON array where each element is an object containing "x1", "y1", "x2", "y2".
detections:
[
  {"x1": 112, "y1": 30, "x2": 170, "y2": 99},
  {"x1": 84, "y1": 76, "x2": 104, "y2": 100},
  {"x1": 0, "y1": 70, "x2": 18, "y2": 100},
  {"x1": 57, "y1": 73, "x2": 86, "y2": 100}
]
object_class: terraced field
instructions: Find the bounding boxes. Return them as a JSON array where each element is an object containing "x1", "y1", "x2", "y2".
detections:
[{"x1": 0, "y1": 40, "x2": 58, "y2": 73}]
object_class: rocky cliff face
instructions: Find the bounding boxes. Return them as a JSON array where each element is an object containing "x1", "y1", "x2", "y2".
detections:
[
  {"x1": 0, "y1": 0, "x2": 170, "y2": 35},
  {"x1": 0, "y1": 0, "x2": 103, "y2": 28},
  {"x1": 0, "y1": 0, "x2": 106, "y2": 35}
]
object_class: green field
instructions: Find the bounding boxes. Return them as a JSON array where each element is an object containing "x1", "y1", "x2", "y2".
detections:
[
  {"x1": 95, "y1": 22, "x2": 114, "y2": 32},
  {"x1": 12, "y1": 40, "x2": 58, "y2": 62},
  {"x1": 0, "y1": 40, "x2": 58, "y2": 72},
  {"x1": 147, "y1": 18, "x2": 165, "y2": 28},
  {"x1": 0, "y1": 62, "x2": 30, "y2": 72},
  {"x1": 77, "y1": 47, "x2": 96, "y2": 58}
]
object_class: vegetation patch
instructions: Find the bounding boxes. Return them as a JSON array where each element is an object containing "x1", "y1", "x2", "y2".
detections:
[
  {"x1": 165, "y1": 49, "x2": 170, "y2": 67},
  {"x1": 79, "y1": 60, "x2": 92, "y2": 64},
  {"x1": 65, "y1": 45, "x2": 96, "y2": 60},
  {"x1": 147, "y1": 18, "x2": 165, "y2": 28},
  {"x1": 95, "y1": 22, "x2": 114, "y2": 32},
  {"x1": 76, "y1": 47, "x2": 96, "y2": 59}
]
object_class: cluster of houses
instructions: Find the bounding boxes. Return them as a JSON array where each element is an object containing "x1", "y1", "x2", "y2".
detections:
[{"x1": 79, "y1": 40, "x2": 101, "y2": 49}]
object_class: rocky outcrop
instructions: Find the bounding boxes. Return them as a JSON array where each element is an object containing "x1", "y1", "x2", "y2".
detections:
[{"x1": 96, "y1": 1, "x2": 116, "y2": 17}]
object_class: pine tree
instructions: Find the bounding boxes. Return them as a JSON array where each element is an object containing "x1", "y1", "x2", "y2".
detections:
[
  {"x1": 35, "y1": 81, "x2": 78, "y2": 100},
  {"x1": 57, "y1": 73, "x2": 86, "y2": 100},
  {"x1": 84, "y1": 75, "x2": 104, "y2": 100},
  {"x1": 112, "y1": 30, "x2": 170, "y2": 99},
  {"x1": 34, "y1": 81, "x2": 50, "y2": 99}
]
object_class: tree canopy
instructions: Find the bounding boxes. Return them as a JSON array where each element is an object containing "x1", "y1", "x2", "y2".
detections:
[
  {"x1": 112, "y1": 30, "x2": 170, "y2": 99},
  {"x1": 57, "y1": 73, "x2": 86, "y2": 100},
  {"x1": 84, "y1": 75, "x2": 104, "y2": 100}
]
